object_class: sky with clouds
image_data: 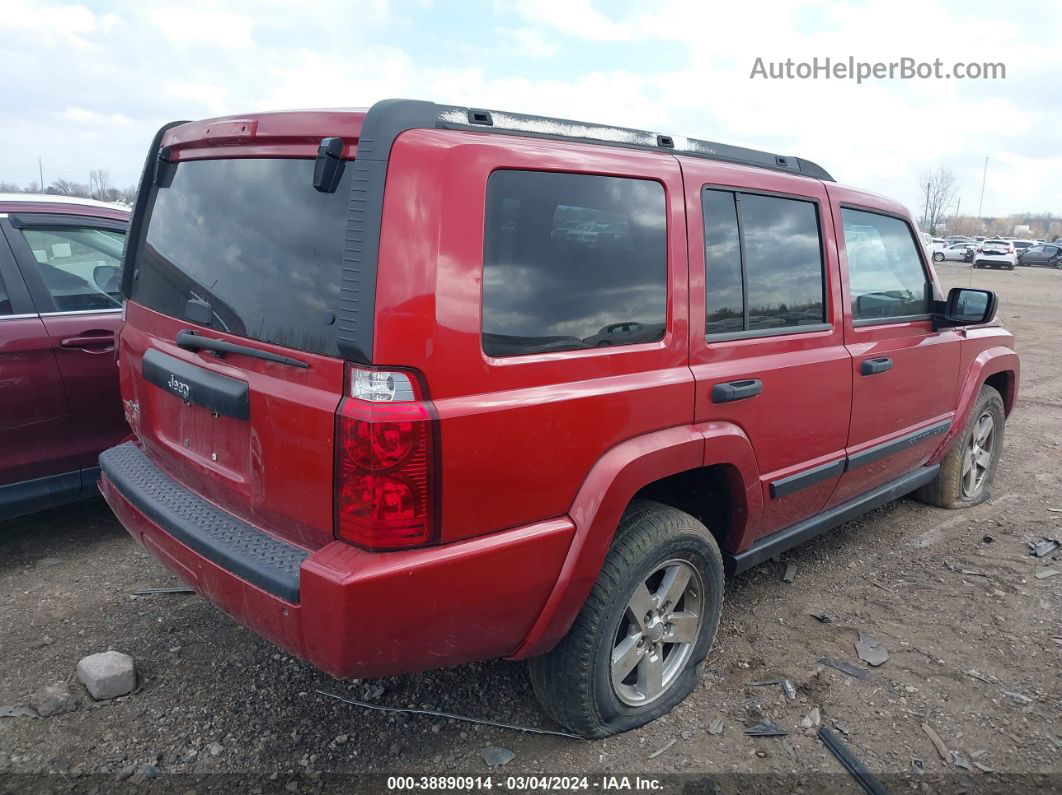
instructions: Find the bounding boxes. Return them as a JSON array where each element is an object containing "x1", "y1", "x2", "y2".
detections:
[{"x1": 1, "y1": 0, "x2": 1059, "y2": 218}]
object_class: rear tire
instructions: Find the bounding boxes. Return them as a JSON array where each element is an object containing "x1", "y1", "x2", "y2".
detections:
[
  {"x1": 529, "y1": 500, "x2": 724, "y2": 738},
  {"x1": 916, "y1": 385, "x2": 1005, "y2": 509}
]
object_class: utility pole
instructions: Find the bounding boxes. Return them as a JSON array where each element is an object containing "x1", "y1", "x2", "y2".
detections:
[
  {"x1": 38, "y1": 157, "x2": 44, "y2": 192},
  {"x1": 977, "y1": 156, "x2": 988, "y2": 224}
]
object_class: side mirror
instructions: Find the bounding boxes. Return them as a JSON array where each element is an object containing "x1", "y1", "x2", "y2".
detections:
[
  {"x1": 941, "y1": 287, "x2": 997, "y2": 326},
  {"x1": 93, "y1": 264, "x2": 121, "y2": 295}
]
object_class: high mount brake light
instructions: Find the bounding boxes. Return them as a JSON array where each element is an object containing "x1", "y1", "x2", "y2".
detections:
[{"x1": 334, "y1": 366, "x2": 438, "y2": 550}]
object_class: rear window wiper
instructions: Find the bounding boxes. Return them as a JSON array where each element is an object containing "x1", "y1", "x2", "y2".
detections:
[{"x1": 176, "y1": 330, "x2": 309, "y2": 369}]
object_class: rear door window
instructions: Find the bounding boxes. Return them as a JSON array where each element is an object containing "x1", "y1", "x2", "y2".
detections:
[
  {"x1": 841, "y1": 209, "x2": 931, "y2": 321},
  {"x1": 19, "y1": 226, "x2": 124, "y2": 312},
  {"x1": 131, "y1": 158, "x2": 352, "y2": 355},
  {"x1": 482, "y1": 170, "x2": 667, "y2": 356},
  {"x1": 702, "y1": 189, "x2": 826, "y2": 336}
]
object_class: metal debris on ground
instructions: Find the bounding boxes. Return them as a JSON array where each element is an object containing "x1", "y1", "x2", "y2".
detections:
[
  {"x1": 965, "y1": 669, "x2": 998, "y2": 684},
  {"x1": 1028, "y1": 538, "x2": 1060, "y2": 557},
  {"x1": 1001, "y1": 690, "x2": 1034, "y2": 704},
  {"x1": 132, "y1": 586, "x2": 196, "y2": 595},
  {"x1": 708, "y1": 719, "x2": 725, "y2": 735},
  {"x1": 974, "y1": 761, "x2": 995, "y2": 773},
  {"x1": 810, "y1": 612, "x2": 835, "y2": 624},
  {"x1": 648, "y1": 739, "x2": 676, "y2": 759},
  {"x1": 817, "y1": 726, "x2": 889, "y2": 795},
  {"x1": 316, "y1": 690, "x2": 584, "y2": 740},
  {"x1": 782, "y1": 564, "x2": 797, "y2": 583},
  {"x1": 921, "y1": 723, "x2": 951, "y2": 762},
  {"x1": 749, "y1": 678, "x2": 796, "y2": 700},
  {"x1": 744, "y1": 719, "x2": 788, "y2": 737},
  {"x1": 854, "y1": 632, "x2": 889, "y2": 667},
  {"x1": 0, "y1": 705, "x2": 36, "y2": 718},
  {"x1": 951, "y1": 751, "x2": 972, "y2": 770},
  {"x1": 911, "y1": 758, "x2": 925, "y2": 776},
  {"x1": 479, "y1": 746, "x2": 514, "y2": 768},
  {"x1": 1034, "y1": 568, "x2": 1060, "y2": 579},
  {"x1": 819, "y1": 657, "x2": 870, "y2": 680}
]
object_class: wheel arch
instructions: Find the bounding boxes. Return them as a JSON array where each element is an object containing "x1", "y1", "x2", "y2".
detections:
[
  {"x1": 929, "y1": 346, "x2": 1019, "y2": 465},
  {"x1": 508, "y1": 421, "x2": 760, "y2": 660}
]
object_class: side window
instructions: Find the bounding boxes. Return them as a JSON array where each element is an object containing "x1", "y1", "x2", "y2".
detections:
[
  {"x1": 19, "y1": 226, "x2": 124, "y2": 312},
  {"x1": 702, "y1": 189, "x2": 826, "y2": 336},
  {"x1": 482, "y1": 170, "x2": 667, "y2": 357},
  {"x1": 841, "y1": 209, "x2": 931, "y2": 321}
]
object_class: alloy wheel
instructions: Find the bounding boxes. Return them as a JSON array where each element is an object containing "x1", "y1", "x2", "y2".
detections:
[
  {"x1": 961, "y1": 411, "x2": 994, "y2": 497},
  {"x1": 610, "y1": 559, "x2": 704, "y2": 707}
]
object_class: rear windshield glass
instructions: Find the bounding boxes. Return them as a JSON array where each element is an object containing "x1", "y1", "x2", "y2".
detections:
[{"x1": 131, "y1": 158, "x2": 351, "y2": 355}]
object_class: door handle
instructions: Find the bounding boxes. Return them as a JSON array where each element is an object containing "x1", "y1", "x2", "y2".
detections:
[
  {"x1": 60, "y1": 332, "x2": 116, "y2": 353},
  {"x1": 860, "y1": 356, "x2": 893, "y2": 376},
  {"x1": 711, "y1": 378, "x2": 763, "y2": 404}
]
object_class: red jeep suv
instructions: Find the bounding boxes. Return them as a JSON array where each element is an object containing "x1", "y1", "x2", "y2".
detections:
[{"x1": 99, "y1": 100, "x2": 1018, "y2": 737}]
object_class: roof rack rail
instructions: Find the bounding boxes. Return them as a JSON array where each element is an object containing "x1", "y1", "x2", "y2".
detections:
[{"x1": 355, "y1": 98, "x2": 834, "y2": 182}]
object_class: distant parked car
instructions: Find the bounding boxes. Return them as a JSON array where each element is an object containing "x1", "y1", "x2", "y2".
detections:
[
  {"x1": 583, "y1": 321, "x2": 667, "y2": 347},
  {"x1": 973, "y1": 239, "x2": 1017, "y2": 270},
  {"x1": 932, "y1": 241, "x2": 975, "y2": 263},
  {"x1": 0, "y1": 194, "x2": 129, "y2": 520},
  {"x1": 1017, "y1": 243, "x2": 1062, "y2": 269},
  {"x1": 1011, "y1": 240, "x2": 1036, "y2": 259}
]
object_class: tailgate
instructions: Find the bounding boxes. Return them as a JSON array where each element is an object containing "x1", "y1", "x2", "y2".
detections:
[{"x1": 119, "y1": 155, "x2": 355, "y2": 549}]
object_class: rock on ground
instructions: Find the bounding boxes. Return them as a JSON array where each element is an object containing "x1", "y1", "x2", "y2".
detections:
[
  {"x1": 28, "y1": 683, "x2": 77, "y2": 717},
  {"x1": 77, "y1": 651, "x2": 135, "y2": 700}
]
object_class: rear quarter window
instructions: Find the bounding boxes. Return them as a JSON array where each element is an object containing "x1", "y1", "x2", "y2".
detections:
[{"x1": 482, "y1": 170, "x2": 667, "y2": 357}]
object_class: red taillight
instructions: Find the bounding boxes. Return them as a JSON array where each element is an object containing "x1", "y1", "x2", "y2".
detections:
[{"x1": 334, "y1": 367, "x2": 438, "y2": 550}]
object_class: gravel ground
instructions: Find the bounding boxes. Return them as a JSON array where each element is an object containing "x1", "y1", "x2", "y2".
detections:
[{"x1": 1, "y1": 264, "x2": 1060, "y2": 794}]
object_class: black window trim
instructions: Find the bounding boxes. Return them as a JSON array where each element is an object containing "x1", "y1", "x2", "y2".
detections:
[
  {"x1": 480, "y1": 167, "x2": 672, "y2": 362},
  {"x1": 0, "y1": 222, "x2": 36, "y2": 316},
  {"x1": 2, "y1": 215, "x2": 127, "y2": 315},
  {"x1": 839, "y1": 202, "x2": 935, "y2": 327},
  {"x1": 701, "y1": 184, "x2": 831, "y2": 342}
]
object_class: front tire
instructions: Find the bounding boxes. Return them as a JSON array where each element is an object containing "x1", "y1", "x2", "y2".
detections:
[
  {"x1": 917, "y1": 385, "x2": 1005, "y2": 509},
  {"x1": 529, "y1": 501, "x2": 724, "y2": 738},
  {"x1": 933, "y1": 252, "x2": 945, "y2": 263}
]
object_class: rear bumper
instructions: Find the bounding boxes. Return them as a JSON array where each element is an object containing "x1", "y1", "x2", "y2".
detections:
[{"x1": 100, "y1": 442, "x2": 574, "y2": 679}]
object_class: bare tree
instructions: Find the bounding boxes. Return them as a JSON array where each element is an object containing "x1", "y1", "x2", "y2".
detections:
[
  {"x1": 48, "y1": 178, "x2": 79, "y2": 196},
  {"x1": 89, "y1": 169, "x2": 113, "y2": 201},
  {"x1": 918, "y1": 167, "x2": 958, "y2": 232}
]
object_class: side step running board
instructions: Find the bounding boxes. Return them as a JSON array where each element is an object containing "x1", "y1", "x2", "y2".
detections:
[{"x1": 723, "y1": 465, "x2": 940, "y2": 575}]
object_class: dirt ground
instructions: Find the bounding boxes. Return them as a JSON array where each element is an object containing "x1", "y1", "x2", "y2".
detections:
[{"x1": 1, "y1": 264, "x2": 1060, "y2": 794}]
